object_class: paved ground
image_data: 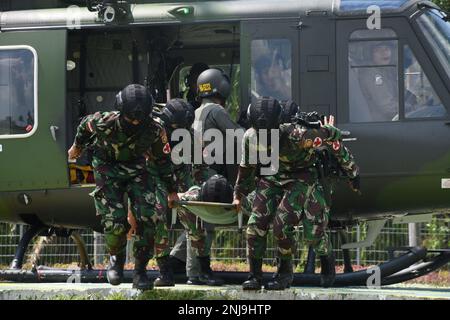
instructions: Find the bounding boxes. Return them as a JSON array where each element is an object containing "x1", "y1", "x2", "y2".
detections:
[{"x1": 1, "y1": 282, "x2": 449, "y2": 300}]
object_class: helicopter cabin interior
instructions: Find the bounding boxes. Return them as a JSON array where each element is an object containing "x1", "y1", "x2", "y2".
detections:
[{"x1": 66, "y1": 23, "x2": 241, "y2": 185}]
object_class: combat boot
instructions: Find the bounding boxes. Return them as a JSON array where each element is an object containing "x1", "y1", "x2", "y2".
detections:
[
  {"x1": 132, "y1": 250, "x2": 152, "y2": 290},
  {"x1": 197, "y1": 256, "x2": 224, "y2": 286},
  {"x1": 265, "y1": 258, "x2": 293, "y2": 290},
  {"x1": 106, "y1": 254, "x2": 125, "y2": 286},
  {"x1": 242, "y1": 258, "x2": 263, "y2": 290},
  {"x1": 154, "y1": 255, "x2": 175, "y2": 287},
  {"x1": 320, "y1": 254, "x2": 336, "y2": 288},
  {"x1": 168, "y1": 255, "x2": 186, "y2": 274},
  {"x1": 186, "y1": 276, "x2": 205, "y2": 285}
]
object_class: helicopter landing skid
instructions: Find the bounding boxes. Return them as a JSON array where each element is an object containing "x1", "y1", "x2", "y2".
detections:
[{"x1": 1, "y1": 246, "x2": 448, "y2": 287}]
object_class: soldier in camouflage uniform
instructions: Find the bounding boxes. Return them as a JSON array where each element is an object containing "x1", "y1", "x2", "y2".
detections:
[
  {"x1": 147, "y1": 98, "x2": 196, "y2": 286},
  {"x1": 68, "y1": 84, "x2": 178, "y2": 290},
  {"x1": 233, "y1": 97, "x2": 360, "y2": 290}
]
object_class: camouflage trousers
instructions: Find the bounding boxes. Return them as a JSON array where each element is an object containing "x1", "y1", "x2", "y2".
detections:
[
  {"x1": 176, "y1": 207, "x2": 212, "y2": 257},
  {"x1": 91, "y1": 164, "x2": 164, "y2": 258},
  {"x1": 247, "y1": 177, "x2": 330, "y2": 260},
  {"x1": 151, "y1": 168, "x2": 196, "y2": 260}
]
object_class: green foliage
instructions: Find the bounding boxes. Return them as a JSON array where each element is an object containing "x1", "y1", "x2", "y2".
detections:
[
  {"x1": 137, "y1": 289, "x2": 228, "y2": 300},
  {"x1": 423, "y1": 216, "x2": 450, "y2": 249},
  {"x1": 225, "y1": 66, "x2": 241, "y2": 122},
  {"x1": 51, "y1": 289, "x2": 231, "y2": 300},
  {"x1": 432, "y1": 0, "x2": 450, "y2": 12}
]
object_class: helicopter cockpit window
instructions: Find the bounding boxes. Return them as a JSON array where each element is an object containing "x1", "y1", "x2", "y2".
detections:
[
  {"x1": 251, "y1": 39, "x2": 291, "y2": 103},
  {"x1": 0, "y1": 48, "x2": 36, "y2": 137},
  {"x1": 348, "y1": 29, "x2": 399, "y2": 123},
  {"x1": 417, "y1": 9, "x2": 450, "y2": 80},
  {"x1": 404, "y1": 45, "x2": 447, "y2": 119}
]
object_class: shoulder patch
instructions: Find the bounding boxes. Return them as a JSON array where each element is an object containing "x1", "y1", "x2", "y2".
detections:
[
  {"x1": 163, "y1": 142, "x2": 171, "y2": 154},
  {"x1": 332, "y1": 140, "x2": 341, "y2": 151},
  {"x1": 313, "y1": 137, "x2": 323, "y2": 148}
]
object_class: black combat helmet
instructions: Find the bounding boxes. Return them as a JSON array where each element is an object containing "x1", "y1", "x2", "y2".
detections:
[
  {"x1": 247, "y1": 97, "x2": 282, "y2": 130},
  {"x1": 280, "y1": 100, "x2": 300, "y2": 123},
  {"x1": 116, "y1": 84, "x2": 153, "y2": 121},
  {"x1": 161, "y1": 98, "x2": 195, "y2": 129},
  {"x1": 197, "y1": 68, "x2": 231, "y2": 100},
  {"x1": 200, "y1": 174, "x2": 233, "y2": 203}
]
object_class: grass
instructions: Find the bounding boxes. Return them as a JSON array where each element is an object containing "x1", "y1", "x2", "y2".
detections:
[{"x1": 51, "y1": 289, "x2": 231, "y2": 300}]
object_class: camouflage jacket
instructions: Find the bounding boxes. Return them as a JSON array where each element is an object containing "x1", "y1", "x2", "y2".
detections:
[
  {"x1": 180, "y1": 185, "x2": 201, "y2": 202},
  {"x1": 147, "y1": 113, "x2": 194, "y2": 192},
  {"x1": 74, "y1": 111, "x2": 175, "y2": 191},
  {"x1": 234, "y1": 124, "x2": 359, "y2": 199}
]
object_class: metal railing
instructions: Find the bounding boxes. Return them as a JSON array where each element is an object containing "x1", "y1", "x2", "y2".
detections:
[{"x1": 0, "y1": 216, "x2": 448, "y2": 269}]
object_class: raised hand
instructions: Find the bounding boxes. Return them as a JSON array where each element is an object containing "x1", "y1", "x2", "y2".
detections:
[{"x1": 68, "y1": 144, "x2": 83, "y2": 161}]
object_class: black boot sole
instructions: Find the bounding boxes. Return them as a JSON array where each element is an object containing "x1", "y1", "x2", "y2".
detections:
[
  {"x1": 242, "y1": 281, "x2": 262, "y2": 290},
  {"x1": 153, "y1": 280, "x2": 175, "y2": 287},
  {"x1": 107, "y1": 272, "x2": 123, "y2": 286}
]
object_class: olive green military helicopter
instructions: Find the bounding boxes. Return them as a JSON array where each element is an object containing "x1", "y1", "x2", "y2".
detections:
[{"x1": 0, "y1": 0, "x2": 448, "y2": 286}]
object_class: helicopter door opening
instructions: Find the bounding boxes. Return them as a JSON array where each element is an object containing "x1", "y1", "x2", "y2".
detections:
[
  {"x1": 0, "y1": 30, "x2": 68, "y2": 192},
  {"x1": 335, "y1": 18, "x2": 450, "y2": 214},
  {"x1": 67, "y1": 23, "x2": 240, "y2": 186}
]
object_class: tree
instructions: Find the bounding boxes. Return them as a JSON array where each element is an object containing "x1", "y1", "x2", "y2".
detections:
[{"x1": 433, "y1": 0, "x2": 450, "y2": 12}]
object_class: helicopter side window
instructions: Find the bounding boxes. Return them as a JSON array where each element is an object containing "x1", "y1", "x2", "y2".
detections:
[
  {"x1": 251, "y1": 39, "x2": 292, "y2": 103},
  {"x1": 404, "y1": 45, "x2": 447, "y2": 119},
  {"x1": 0, "y1": 48, "x2": 36, "y2": 137},
  {"x1": 349, "y1": 29, "x2": 399, "y2": 123}
]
